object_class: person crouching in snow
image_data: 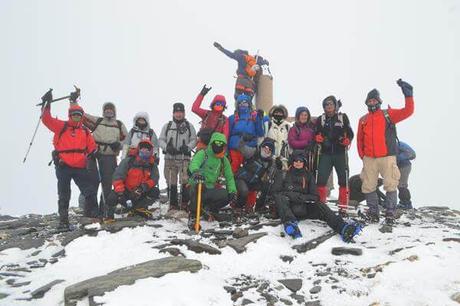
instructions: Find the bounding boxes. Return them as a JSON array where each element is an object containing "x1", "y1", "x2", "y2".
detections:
[
  {"x1": 314, "y1": 96, "x2": 353, "y2": 216},
  {"x1": 192, "y1": 85, "x2": 229, "y2": 150},
  {"x1": 271, "y1": 152, "x2": 362, "y2": 242},
  {"x1": 105, "y1": 140, "x2": 160, "y2": 221},
  {"x1": 235, "y1": 138, "x2": 283, "y2": 214},
  {"x1": 357, "y1": 79, "x2": 414, "y2": 225},
  {"x1": 187, "y1": 132, "x2": 236, "y2": 230},
  {"x1": 228, "y1": 93, "x2": 265, "y2": 173},
  {"x1": 40, "y1": 90, "x2": 98, "y2": 231}
]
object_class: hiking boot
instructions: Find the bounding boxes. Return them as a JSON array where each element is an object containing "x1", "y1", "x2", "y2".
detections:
[
  {"x1": 384, "y1": 216, "x2": 395, "y2": 226},
  {"x1": 397, "y1": 202, "x2": 413, "y2": 210},
  {"x1": 284, "y1": 221, "x2": 302, "y2": 239},
  {"x1": 360, "y1": 211, "x2": 380, "y2": 224},
  {"x1": 57, "y1": 222, "x2": 70, "y2": 232},
  {"x1": 340, "y1": 221, "x2": 363, "y2": 243}
]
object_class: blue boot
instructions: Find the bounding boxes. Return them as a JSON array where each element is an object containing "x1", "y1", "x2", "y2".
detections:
[
  {"x1": 284, "y1": 221, "x2": 302, "y2": 239},
  {"x1": 340, "y1": 221, "x2": 363, "y2": 243}
]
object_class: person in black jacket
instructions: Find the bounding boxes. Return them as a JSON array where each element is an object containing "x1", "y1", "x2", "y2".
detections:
[
  {"x1": 235, "y1": 138, "x2": 282, "y2": 213},
  {"x1": 314, "y1": 96, "x2": 354, "y2": 216},
  {"x1": 272, "y1": 152, "x2": 362, "y2": 241}
]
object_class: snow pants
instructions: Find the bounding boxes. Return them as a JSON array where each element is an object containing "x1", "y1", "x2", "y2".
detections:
[
  {"x1": 189, "y1": 185, "x2": 229, "y2": 215},
  {"x1": 317, "y1": 153, "x2": 347, "y2": 187},
  {"x1": 55, "y1": 165, "x2": 98, "y2": 223},
  {"x1": 274, "y1": 193, "x2": 345, "y2": 233},
  {"x1": 398, "y1": 164, "x2": 412, "y2": 205}
]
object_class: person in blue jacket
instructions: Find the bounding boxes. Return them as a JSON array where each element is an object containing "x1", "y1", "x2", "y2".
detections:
[
  {"x1": 397, "y1": 141, "x2": 416, "y2": 209},
  {"x1": 228, "y1": 93, "x2": 265, "y2": 173}
]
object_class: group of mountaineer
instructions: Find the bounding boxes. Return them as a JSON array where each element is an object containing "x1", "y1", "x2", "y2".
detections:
[{"x1": 36, "y1": 42, "x2": 416, "y2": 243}]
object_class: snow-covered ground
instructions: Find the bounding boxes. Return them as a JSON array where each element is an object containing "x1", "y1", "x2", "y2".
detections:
[{"x1": 1, "y1": 206, "x2": 460, "y2": 306}]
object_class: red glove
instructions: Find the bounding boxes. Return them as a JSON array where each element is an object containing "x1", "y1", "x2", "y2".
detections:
[
  {"x1": 315, "y1": 134, "x2": 324, "y2": 143},
  {"x1": 341, "y1": 137, "x2": 351, "y2": 146}
]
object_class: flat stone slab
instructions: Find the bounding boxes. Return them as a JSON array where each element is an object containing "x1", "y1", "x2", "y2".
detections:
[
  {"x1": 226, "y1": 232, "x2": 267, "y2": 253},
  {"x1": 293, "y1": 231, "x2": 335, "y2": 253},
  {"x1": 0, "y1": 237, "x2": 46, "y2": 252},
  {"x1": 100, "y1": 220, "x2": 146, "y2": 233},
  {"x1": 170, "y1": 239, "x2": 221, "y2": 255},
  {"x1": 278, "y1": 279, "x2": 303, "y2": 292},
  {"x1": 64, "y1": 257, "x2": 202, "y2": 306},
  {"x1": 31, "y1": 279, "x2": 65, "y2": 299},
  {"x1": 331, "y1": 247, "x2": 363, "y2": 256}
]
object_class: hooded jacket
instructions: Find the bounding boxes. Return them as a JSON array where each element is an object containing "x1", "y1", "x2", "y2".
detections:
[
  {"x1": 267, "y1": 105, "x2": 291, "y2": 158},
  {"x1": 122, "y1": 112, "x2": 160, "y2": 158},
  {"x1": 272, "y1": 167, "x2": 319, "y2": 203},
  {"x1": 287, "y1": 107, "x2": 315, "y2": 151},
  {"x1": 42, "y1": 104, "x2": 96, "y2": 169},
  {"x1": 83, "y1": 102, "x2": 128, "y2": 156},
  {"x1": 158, "y1": 116, "x2": 197, "y2": 161},
  {"x1": 397, "y1": 141, "x2": 416, "y2": 167},
  {"x1": 112, "y1": 140, "x2": 159, "y2": 193},
  {"x1": 228, "y1": 101, "x2": 265, "y2": 150},
  {"x1": 188, "y1": 132, "x2": 236, "y2": 193},
  {"x1": 192, "y1": 94, "x2": 229, "y2": 140},
  {"x1": 314, "y1": 112, "x2": 353, "y2": 155}
]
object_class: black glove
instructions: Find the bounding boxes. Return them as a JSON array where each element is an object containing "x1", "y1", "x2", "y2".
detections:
[
  {"x1": 275, "y1": 157, "x2": 283, "y2": 170},
  {"x1": 192, "y1": 172, "x2": 205, "y2": 183},
  {"x1": 397, "y1": 79, "x2": 413, "y2": 97},
  {"x1": 41, "y1": 89, "x2": 53, "y2": 106},
  {"x1": 180, "y1": 144, "x2": 190, "y2": 155},
  {"x1": 257, "y1": 109, "x2": 265, "y2": 119},
  {"x1": 166, "y1": 141, "x2": 178, "y2": 155},
  {"x1": 70, "y1": 88, "x2": 80, "y2": 103},
  {"x1": 228, "y1": 192, "x2": 237, "y2": 203},
  {"x1": 116, "y1": 192, "x2": 126, "y2": 204},
  {"x1": 242, "y1": 133, "x2": 254, "y2": 142},
  {"x1": 199, "y1": 85, "x2": 212, "y2": 96},
  {"x1": 109, "y1": 142, "x2": 121, "y2": 152},
  {"x1": 213, "y1": 42, "x2": 222, "y2": 49}
]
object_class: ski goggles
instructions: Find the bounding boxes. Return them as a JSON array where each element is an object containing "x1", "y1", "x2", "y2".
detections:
[
  {"x1": 69, "y1": 110, "x2": 83, "y2": 117},
  {"x1": 212, "y1": 140, "x2": 225, "y2": 146},
  {"x1": 293, "y1": 158, "x2": 306, "y2": 163},
  {"x1": 214, "y1": 101, "x2": 225, "y2": 106}
]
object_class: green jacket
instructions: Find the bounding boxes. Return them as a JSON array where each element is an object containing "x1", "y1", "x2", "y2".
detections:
[{"x1": 188, "y1": 132, "x2": 236, "y2": 193}]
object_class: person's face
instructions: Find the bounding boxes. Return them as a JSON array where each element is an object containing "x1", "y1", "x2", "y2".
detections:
[
  {"x1": 273, "y1": 110, "x2": 284, "y2": 117},
  {"x1": 261, "y1": 146, "x2": 273, "y2": 156},
  {"x1": 293, "y1": 159, "x2": 304, "y2": 169},
  {"x1": 174, "y1": 111, "x2": 185, "y2": 121},
  {"x1": 103, "y1": 108, "x2": 115, "y2": 118},
  {"x1": 367, "y1": 98, "x2": 379, "y2": 106},
  {"x1": 299, "y1": 111, "x2": 309, "y2": 124},
  {"x1": 324, "y1": 101, "x2": 336, "y2": 114},
  {"x1": 71, "y1": 114, "x2": 82, "y2": 122}
]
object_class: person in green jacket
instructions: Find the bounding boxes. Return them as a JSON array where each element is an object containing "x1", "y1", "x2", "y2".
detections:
[{"x1": 188, "y1": 132, "x2": 237, "y2": 229}]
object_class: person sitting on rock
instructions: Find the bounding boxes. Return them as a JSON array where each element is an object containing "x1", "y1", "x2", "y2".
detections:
[
  {"x1": 188, "y1": 132, "x2": 236, "y2": 229},
  {"x1": 105, "y1": 140, "x2": 160, "y2": 221},
  {"x1": 235, "y1": 138, "x2": 283, "y2": 214},
  {"x1": 271, "y1": 152, "x2": 362, "y2": 242}
]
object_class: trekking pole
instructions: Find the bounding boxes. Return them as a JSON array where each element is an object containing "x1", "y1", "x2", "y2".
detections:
[
  {"x1": 35, "y1": 85, "x2": 79, "y2": 107},
  {"x1": 23, "y1": 106, "x2": 45, "y2": 163},
  {"x1": 315, "y1": 144, "x2": 322, "y2": 184},
  {"x1": 195, "y1": 181, "x2": 203, "y2": 233},
  {"x1": 95, "y1": 157, "x2": 107, "y2": 218},
  {"x1": 178, "y1": 140, "x2": 186, "y2": 210}
]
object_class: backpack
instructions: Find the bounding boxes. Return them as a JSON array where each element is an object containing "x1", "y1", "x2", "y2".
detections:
[
  {"x1": 319, "y1": 113, "x2": 344, "y2": 128},
  {"x1": 165, "y1": 120, "x2": 191, "y2": 138},
  {"x1": 129, "y1": 127, "x2": 155, "y2": 141},
  {"x1": 92, "y1": 117, "x2": 125, "y2": 140}
]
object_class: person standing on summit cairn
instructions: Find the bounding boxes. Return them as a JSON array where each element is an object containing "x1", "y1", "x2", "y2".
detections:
[{"x1": 357, "y1": 79, "x2": 414, "y2": 225}]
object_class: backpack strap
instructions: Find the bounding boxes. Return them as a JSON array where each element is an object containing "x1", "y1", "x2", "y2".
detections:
[
  {"x1": 90, "y1": 118, "x2": 104, "y2": 132},
  {"x1": 383, "y1": 109, "x2": 399, "y2": 142}
]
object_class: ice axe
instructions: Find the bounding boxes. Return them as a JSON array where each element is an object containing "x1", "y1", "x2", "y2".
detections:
[
  {"x1": 195, "y1": 181, "x2": 203, "y2": 233},
  {"x1": 35, "y1": 85, "x2": 80, "y2": 107}
]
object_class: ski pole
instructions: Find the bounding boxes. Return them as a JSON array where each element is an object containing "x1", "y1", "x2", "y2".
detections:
[
  {"x1": 23, "y1": 106, "x2": 45, "y2": 163},
  {"x1": 95, "y1": 156, "x2": 107, "y2": 218},
  {"x1": 195, "y1": 181, "x2": 203, "y2": 233},
  {"x1": 315, "y1": 144, "x2": 321, "y2": 184}
]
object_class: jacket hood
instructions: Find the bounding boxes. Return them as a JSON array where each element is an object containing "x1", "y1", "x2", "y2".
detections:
[
  {"x1": 102, "y1": 102, "x2": 117, "y2": 118},
  {"x1": 67, "y1": 104, "x2": 84, "y2": 127},
  {"x1": 295, "y1": 106, "x2": 311, "y2": 123},
  {"x1": 210, "y1": 95, "x2": 227, "y2": 109},
  {"x1": 269, "y1": 105, "x2": 288, "y2": 119},
  {"x1": 133, "y1": 112, "x2": 150, "y2": 129}
]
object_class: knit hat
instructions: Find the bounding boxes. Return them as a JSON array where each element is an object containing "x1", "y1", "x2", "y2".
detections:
[
  {"x1": 173, "y1": 102, "x2": 185, "y2": 112},
  {"x1": 259, "y1": 137, "x2": 275, "y2": 153},
  {"x1": 236, "y1": 93, "x2": 252, "y2": 104},
  {"x1": 365, "y1": 89, "x2": 382, "y2": 104}
]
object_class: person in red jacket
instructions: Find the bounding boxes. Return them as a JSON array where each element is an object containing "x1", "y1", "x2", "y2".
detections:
[
  {"x1": 192, "y1": 85, "x2": 229, "y2": 150},
  {"x1": 105, "y1": 139, "x2": 160, "y2": 220},
  {"x1": 357, "y1": 79, "x2": 414, "y2": 224},
  {"x1": 41, "y1": 91, "x2": 98, "y2": 231}
]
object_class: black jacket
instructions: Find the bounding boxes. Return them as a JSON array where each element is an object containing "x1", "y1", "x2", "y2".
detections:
[
  {"x1": 315, "y1": 113, "x2": 354, "y2": 155},
  {"x1": 272, "y1": 167, "x2": 318, "y2": 203}
]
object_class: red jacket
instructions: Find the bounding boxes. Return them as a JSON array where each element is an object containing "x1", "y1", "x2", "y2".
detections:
[
  {"x1": 42, "y1": 105, "x2": 96, "y2": 168},
  {"x1": 192, "y1": 94, "x2": 229, "y2": 140},
  {"x1": 112, "y1": 154, "x2": 159, "y2": 193},
  {"x1": 357, "y1": 97, "x2": 414, "y2": 159}
]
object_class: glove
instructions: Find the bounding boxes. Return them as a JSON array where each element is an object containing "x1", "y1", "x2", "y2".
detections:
[
  {"x1": 140, "y1": 183, "x2": 150, "y2": 193},
  {"x1": 192, "y1": 172, "x2": 205, "y2": 183},
  {"x1": 213, "y1": 42, "x2": 222, "y2": 49},
  {"x1": 340, "y1": 137, "x2": 351, "y2": 146},
  {"x1": 397, "y1": 79, "x2": 413, "y2": 97},
  {"x1": 116, "y1": 192, "x2": 126, "y2": 204},
  {"x1": 251, "y1": 64, "x2": 260, "y2": 72},
  {"x1": 228, "y1": 192, "x2": 237, "y2": 203},
  {"x1": 315, "y1": 134, "x2": 324, "y2": 143},
  {"x1": 166, "y1": 141, "x2": 178, "y2": 155},
  {"x1": 87, "y1": 150, "x2": 98, "y2": 160},
  {"x1": 199, "y1": 85, "x2": 212, "y2": 96},
  {"x1": 275, "y1": 157, "x2": 283, "y2": 170},
  {"x1": 257, "y1": 109, "x2": 265, "y2": 118},
  {"x1": 70, "y1": 89, "x2": 80, "y2": 103},
  {"x1": 41, "y1": 89, "x2": 53, "y2": 106},
  {"x1": 180, "y1": 144, "x2": 189, "y2": 155},
  {"x1": 109, "y1": 142, "x2": 121, "y2": 152},
  {"x1": 242, "y1": 133, "x2": 254, "y2": 142}
]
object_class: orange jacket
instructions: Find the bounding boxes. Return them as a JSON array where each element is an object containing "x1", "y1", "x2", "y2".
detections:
[
  {"x1": 112, "y1": 154, "x2": 159, "y2": 193},
  {"x1": 42, "y1": 105, "x2": 96, "y2": 168},
  {"x1": 357, "y1": 97, "x2": 414, "y2": 159}
]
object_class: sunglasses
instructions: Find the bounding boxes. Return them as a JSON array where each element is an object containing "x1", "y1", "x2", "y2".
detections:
[
  {"x1": 293, "y1": 159, "x2": 305, "y2": 163},
  {"x1": 213, "y1": 140, "x2": 224, "y2": 146},
  {"x1": 214, "y1": 101, "x2": 225, "y2": 106},
  {"x1": 70, "y1": 112, "x2": 83, "y2": 117}
]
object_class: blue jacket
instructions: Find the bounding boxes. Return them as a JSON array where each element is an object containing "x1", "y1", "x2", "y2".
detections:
[
  {"x1": 397, "y1": 141, "x2": 416, "y2": 167},
  {"x1": 228, "y1": 110, "x2": 265, "y2": 150}
]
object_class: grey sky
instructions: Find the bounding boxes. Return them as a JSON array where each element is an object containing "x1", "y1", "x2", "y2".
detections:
[{"x1": 0, "y1": 0, "x2": 458, "y2": 215}]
